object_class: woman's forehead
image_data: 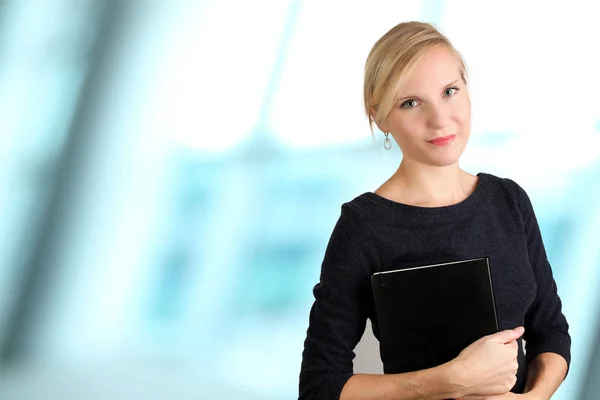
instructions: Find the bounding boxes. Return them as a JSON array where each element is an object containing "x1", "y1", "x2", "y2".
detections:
[{"x1": 395, "y1": 49, "x2": 462, "y2": 96}]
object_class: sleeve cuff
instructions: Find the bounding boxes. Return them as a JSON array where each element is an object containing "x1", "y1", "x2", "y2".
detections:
[
  {"x1": 299, "y1": 372, "x2": 354, "y2": 400},
  {"x1": 525, "y1": 331, "x2": 571, "y2": 377}
]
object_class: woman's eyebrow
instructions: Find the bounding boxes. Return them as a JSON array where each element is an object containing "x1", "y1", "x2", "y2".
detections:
[{"x1": 394, "y1": 78, "x2": 462, "y2": 103}]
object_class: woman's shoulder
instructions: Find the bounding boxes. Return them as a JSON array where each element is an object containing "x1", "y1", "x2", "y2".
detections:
[
  {"x1": 478, "y1": 172, "x2": 536, "y2": 216},
  {"x1": 335, "y1": 192, "x2": 379, "y2": 224},
  {"x1": 478, "y1": 172, "x2": 527, "y2": 198},
  {"x1": 339, "y1": 190, "x2": 403, "y2": 223}
]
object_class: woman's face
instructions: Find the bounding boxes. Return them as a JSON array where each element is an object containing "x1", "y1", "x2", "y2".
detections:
[{"x1": 379, "y1": 45, "x2": 471, "y2": 167}]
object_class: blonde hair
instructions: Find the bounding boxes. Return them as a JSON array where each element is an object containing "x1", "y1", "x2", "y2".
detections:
[{"x1": 363, "y1": 21, "x2": 467, "y2": 134}]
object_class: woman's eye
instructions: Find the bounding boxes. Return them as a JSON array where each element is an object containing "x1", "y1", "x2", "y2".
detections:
[
  {"x1": 444, "y1": 87, "x2": 459, "y2": 97},
  {"x1": 401, "y1": 99, "x2": 418, "y2": 109}
]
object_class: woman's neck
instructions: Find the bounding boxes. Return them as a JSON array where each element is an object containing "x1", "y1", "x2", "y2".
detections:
[{"x1": 380, "y1": 160, "x2": 477, "y2": 207}]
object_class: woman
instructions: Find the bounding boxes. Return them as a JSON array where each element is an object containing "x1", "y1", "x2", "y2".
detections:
[{"x1": 298, "y1": 21, "x2": 571, "y2": 400}]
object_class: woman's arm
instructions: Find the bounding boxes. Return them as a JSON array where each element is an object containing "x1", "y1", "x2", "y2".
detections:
[
  {"x1": 510, "y1": 180, "x2": 571, "y2": 400},
  {"x1": 340, "y1": 362, "x2": 465, "y2": 400},
  {"x1": 513, "y1": 181, "x2": 571, "y2": 373},
  {"x1": 342, "y1": 327, "x2": 525, "y2": 400},
  {"x1": 523, "y1": 352, "x2": 569, "y2": 399},
  {"x1": 299, "y1": 203, "x2": 379, "y2": 399}
]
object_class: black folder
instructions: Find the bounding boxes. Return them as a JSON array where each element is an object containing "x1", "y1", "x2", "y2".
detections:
[{"x1": 371, "y1": 257, "x2": 498, "y2": 374}]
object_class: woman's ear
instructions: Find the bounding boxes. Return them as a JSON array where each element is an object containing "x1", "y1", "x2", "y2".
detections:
[
  {"x1": 370, "y1": 108, "x2": 389, "y2": 133},
  {"x1": 374, "y1": 117, "x2": 389, "y2": 134}
]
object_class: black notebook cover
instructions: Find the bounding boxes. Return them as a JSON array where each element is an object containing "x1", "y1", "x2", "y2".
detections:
[{"x1": 371, "y1": 257, "x2": 498, "y2": 374}]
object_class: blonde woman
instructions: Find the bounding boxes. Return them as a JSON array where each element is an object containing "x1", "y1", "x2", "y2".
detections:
[{"x1": 299, "y1": 22, "x2": 570, "y2": 400}]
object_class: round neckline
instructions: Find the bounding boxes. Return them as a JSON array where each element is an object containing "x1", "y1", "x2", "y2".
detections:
[{"x1": 362, "y1": 172, "x2": 489, "y2": 224}]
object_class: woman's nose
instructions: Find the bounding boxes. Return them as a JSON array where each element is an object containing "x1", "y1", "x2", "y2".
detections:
[{"x1": 427, "y1": 105, "x2": 449, "y2": 130}]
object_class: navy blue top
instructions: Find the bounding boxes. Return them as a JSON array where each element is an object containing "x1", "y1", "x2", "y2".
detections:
[{"x1": 299, "y1": 172, "x2": 571, "y2": 399}]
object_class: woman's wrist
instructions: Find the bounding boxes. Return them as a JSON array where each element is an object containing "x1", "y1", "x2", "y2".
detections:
[{"x1": 436, "y1": 360, "x2": 471, "y2": 399}]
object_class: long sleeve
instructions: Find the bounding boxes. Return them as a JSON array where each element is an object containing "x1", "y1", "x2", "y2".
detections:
[
  {"x1": 299, "y1": 203, "x2": 379, "y2": 400},
  {"x1": 514, "y1": 182, "x2": 571, "y2": 373}
]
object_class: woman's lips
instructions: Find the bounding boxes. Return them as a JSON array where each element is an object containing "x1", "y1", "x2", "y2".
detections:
[{"x1": 427, "y1": 134, "x2": 456, "y2": 146}]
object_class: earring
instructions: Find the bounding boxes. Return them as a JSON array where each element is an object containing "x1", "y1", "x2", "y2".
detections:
[{"x1": 384, "y1": 133, "x2": 392, "y2": 150}]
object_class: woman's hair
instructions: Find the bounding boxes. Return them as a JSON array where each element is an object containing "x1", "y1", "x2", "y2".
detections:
[{"x1": 363, "y1": 21, "x2": 467, "y2": 134}]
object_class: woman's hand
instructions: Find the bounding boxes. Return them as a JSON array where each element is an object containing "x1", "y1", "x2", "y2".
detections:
[{"x1": 451, "y1": 327, "x2": 525, "y2": 397}]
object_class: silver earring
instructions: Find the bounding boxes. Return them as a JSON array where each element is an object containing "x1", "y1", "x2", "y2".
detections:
[{"x1": 384, "y1": 133, "x2": 392, "y2": 150}]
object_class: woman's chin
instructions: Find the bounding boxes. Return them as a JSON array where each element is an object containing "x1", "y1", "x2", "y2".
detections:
[
  {"x1": 425, "y1": 146, "x2": 466, "y2": 167},
  {"x1": 430, "y1": 158, "x2": 461, "y2": 167}
]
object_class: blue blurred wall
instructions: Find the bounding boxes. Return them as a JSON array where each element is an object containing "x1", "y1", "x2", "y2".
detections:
[{"x1": 0, "y1": 1, "x2": 599, "y2": 399}]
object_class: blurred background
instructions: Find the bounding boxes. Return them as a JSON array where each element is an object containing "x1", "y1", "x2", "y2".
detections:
[{"x1": 0, "y1": 0, "x2": 599, "y2": 399}]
